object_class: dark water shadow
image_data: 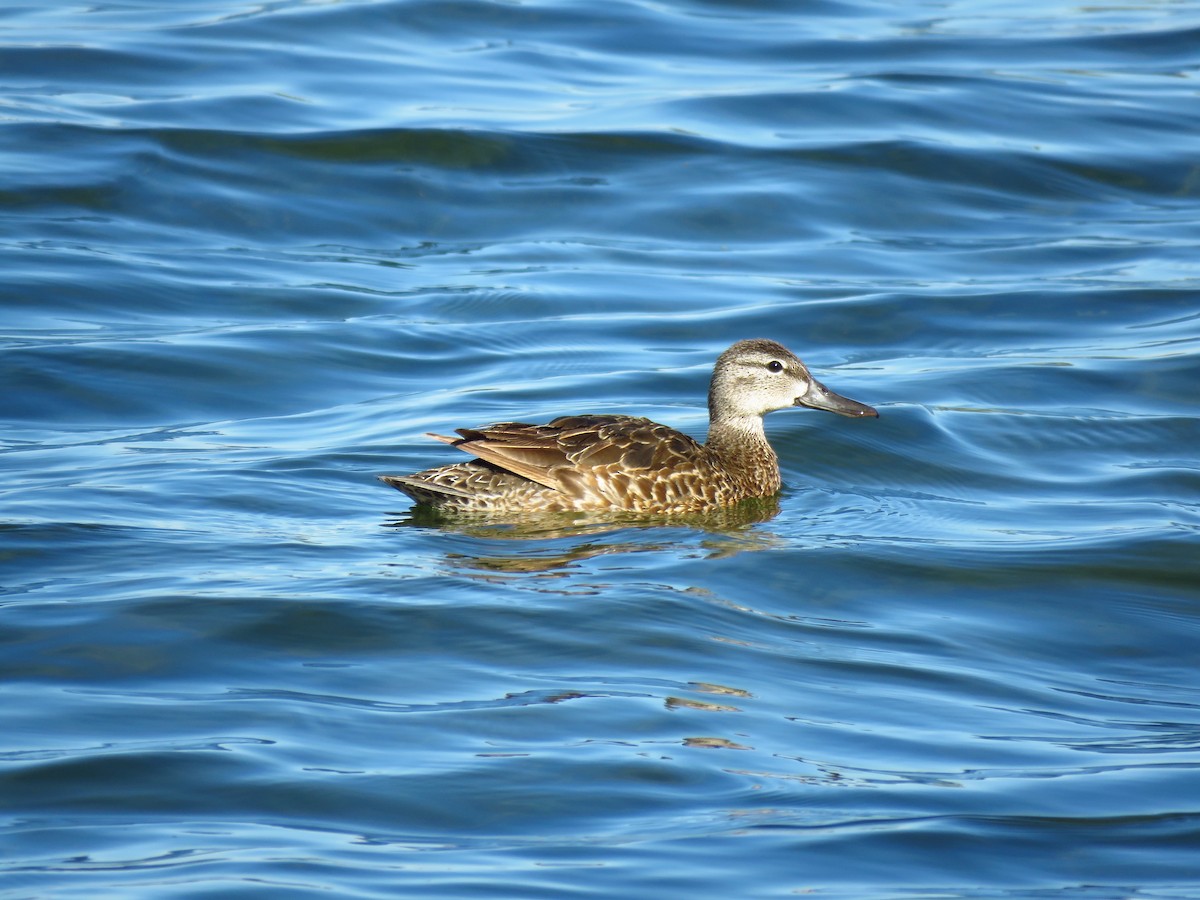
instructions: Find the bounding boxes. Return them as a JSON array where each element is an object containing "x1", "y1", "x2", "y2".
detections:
[{"x1": 382, "y1": 496, "x2": 783, "y2": 573}]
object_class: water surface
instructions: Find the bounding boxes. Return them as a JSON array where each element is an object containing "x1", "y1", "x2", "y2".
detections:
[{"x1": 2, "y1": 0, "x2": 1199, "y2": 897}]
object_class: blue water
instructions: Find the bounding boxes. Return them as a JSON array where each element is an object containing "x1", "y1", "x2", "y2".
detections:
[{"x1": 3, "y1": 1, "x2": 1200, "y2": 897}]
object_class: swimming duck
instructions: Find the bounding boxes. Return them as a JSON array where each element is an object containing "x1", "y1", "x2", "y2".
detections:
[{"x1": 379, "y1": 338, "x2": 877, "y2": 514}]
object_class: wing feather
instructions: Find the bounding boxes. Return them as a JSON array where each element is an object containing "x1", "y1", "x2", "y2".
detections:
[{"x1": 434, "y1": 414, "x2": 705, "y2": 497}]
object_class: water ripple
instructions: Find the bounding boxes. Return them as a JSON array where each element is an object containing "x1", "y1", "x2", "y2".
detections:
[{"x1": 3, "y1": 0, "x2": 1199, "y2": 896}]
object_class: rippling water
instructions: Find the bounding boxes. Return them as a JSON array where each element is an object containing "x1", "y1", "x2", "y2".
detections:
[{"x1": 3, "y1": 1, "x2": 1199, "y2": 897}]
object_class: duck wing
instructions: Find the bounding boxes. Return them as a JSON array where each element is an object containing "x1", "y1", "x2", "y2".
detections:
[{"x1": 435, "y1": 415, "x2": 704, "y2": 496}]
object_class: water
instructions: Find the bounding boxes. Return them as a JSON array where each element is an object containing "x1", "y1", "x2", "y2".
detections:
[{"x1": 3, "y1": 0, "x2": 1199, "y2": 897}]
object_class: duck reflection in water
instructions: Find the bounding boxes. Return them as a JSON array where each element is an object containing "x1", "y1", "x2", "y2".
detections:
[{"x1": 388, "y1": 495, "x2": 785, "y2": 574}]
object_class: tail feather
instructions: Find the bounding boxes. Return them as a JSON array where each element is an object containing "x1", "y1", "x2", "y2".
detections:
[{"x1": 378, "y1": 474, "x2": 473, "y2": 501}]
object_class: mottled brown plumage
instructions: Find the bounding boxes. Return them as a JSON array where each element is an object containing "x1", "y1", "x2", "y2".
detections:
[{"x1": 379, "y1": 339, "x2": 877, "y2": 514}]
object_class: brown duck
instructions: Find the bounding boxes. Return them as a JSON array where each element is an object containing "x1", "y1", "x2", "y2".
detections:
[{"x1": 379, "y1": 338, "x2": 878, "y2": 514}]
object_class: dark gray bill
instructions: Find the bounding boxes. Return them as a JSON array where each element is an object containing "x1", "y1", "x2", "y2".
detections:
[{"x1": 794, "y1": 379, "x2": 879, "y2": 418}]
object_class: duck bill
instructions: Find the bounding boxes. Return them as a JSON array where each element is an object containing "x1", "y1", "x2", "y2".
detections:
[{"x1": 795, "y1": 379, "x2": 879, "y2": 418}]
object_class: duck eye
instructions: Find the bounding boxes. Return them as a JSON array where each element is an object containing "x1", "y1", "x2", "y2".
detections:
[{"x1": 767, "y1": 360, "x2": 784, "y2": 373}]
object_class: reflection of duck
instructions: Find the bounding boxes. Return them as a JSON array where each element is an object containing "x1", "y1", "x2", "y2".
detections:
[
  {"x1": 391, "y1": 495, "x2": 785, "y2": 565},
  {"x1": 389, "y1": 497, "x2": 787, "y2": 579},
  {"x1": 380, "y1": 339, "x2": 877, "y2": 514}
]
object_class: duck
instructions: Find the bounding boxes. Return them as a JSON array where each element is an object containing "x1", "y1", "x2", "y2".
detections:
[{"x1": 379, "y1": 338, "x2": 877, "y2": 514}]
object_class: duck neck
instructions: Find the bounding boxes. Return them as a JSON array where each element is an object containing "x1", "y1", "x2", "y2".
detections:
[{"x1": 705, "y1": 414, "x2": 781, "y2": 494}]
